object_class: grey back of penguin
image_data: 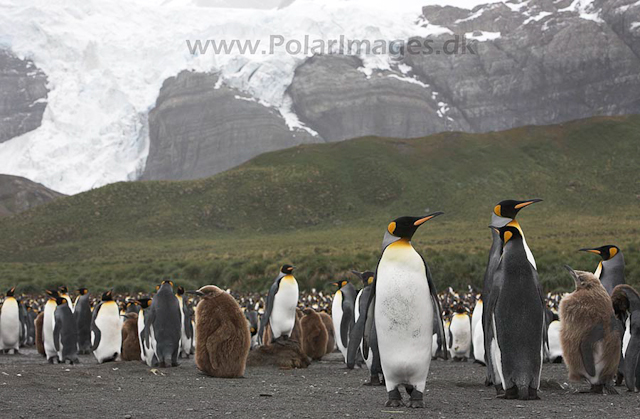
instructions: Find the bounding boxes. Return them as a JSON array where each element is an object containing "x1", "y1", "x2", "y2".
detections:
[
  {"x1": 54, "y1": 304, "x2": 79, "y2": 364},
  {"x1": 74, "y1": 294, "x2": 92, "y2": 354},
  {"x1": 150, "y1": 282, "x2": 182, "y2": 367}
]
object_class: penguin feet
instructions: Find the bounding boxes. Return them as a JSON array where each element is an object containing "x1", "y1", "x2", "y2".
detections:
[
  {"x1": 603, "y1": 385, "x2": 619, "y2": 395},
  {"x1": 408, "y1": 389, "x2": 424, "y2": 408},
  {"x1": 615, "y1": 372, "x2": 624, "y2": 386},
  {"x1": 385, "y1": 388, "x2": 403, "y2": 408},
  {"x1": 497, "y1": 386, "x2": 517, "y2": 399},
  {"x1": 494, "y1": 385, "x2": 505, "y2": 397},
  {"x1": 364, "y1": 374, "x2": 385, "y2": 386}
]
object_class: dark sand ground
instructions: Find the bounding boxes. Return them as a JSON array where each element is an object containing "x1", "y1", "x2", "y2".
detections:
[{"x1": 0, "y1": 349, "x2": 638, "y2": 418}]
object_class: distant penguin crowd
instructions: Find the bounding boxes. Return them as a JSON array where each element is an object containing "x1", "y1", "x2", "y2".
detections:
[{"x1": 0, "y1": 198, "x2": 637, "y2": 408}]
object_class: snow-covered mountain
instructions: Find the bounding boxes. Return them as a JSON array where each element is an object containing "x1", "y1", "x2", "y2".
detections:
[{"x1": 1, "y1": 0, "x2": 639, "y2": 194}]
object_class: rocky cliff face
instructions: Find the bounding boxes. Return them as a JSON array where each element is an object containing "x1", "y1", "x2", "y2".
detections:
[
  {"x1": 0, "y1": 175, "x2": 64, "y2": 217},
  {"x1": 142, "y1": 71, "x2": 320, "y2": 181},
  {"x1": 143, "y1": 0, "x2": 640, "y2": 181},
  {"x1": 0, "y1": 49, "x2": 48, "y2": 143}
]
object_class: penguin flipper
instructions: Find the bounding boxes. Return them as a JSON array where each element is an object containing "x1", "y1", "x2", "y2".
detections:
[
  {"x1": 143, "y1": 306, "x2": 156, "y2": 349},
  {"x1": 424, "y1": 259, "x2": 448, "y2": 360},
  {"x1": 580, "y1": 323, "x2": 605, "y2": 377},
  {"x1": 258, "y1": 278, "x2": 280, "y2": 344},
  {"x1": 184, "y1": 305, "x2": 193, "y2": 339},
  {"x1": 347, "y1": 279, "x2": 376, "y2": 369},
  {"x1": 340, "y1": 298, "x2": 353, "y2": 350},
  {"x1": 90, "y1": 302, "x2": 103, "y2": 351},
  {"x1": 53, "y1": 319, "x2": 61, "y2": 352}
]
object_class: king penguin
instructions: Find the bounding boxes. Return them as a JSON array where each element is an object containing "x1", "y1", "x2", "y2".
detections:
[
  {"x1": 258, "y1": 265, "x2": 299, "y2": 344},
  {"x1": 91, "y1": 290, "x2": 122, "y2": 363},
  {"x1": 580, "y1": 245, "x2": 625, "y2": 296},
  {"x1": 482, "y1": 198, "x2": 541, "y2": 386},
  {"x1": 471, "y1": 299, "x2": 485, "y2": 364},
  {"x1": 53, "y1": 295, "x2": 79, "y2": 364},
  {"x1": 74, "y1": 288, "x2": 92, "y2": 354},
  {"x1": 330, "y1": 279, "x2": 357, "y2": 363},
  {"x1": 142, "y1": 281, "x2": 181, "y2": 367},
  {"x1": 347, "y1": 270, "x2": 384, "y2": 386},
  {"x1": 611, "y1": 284, "x2": 640, "y2": 392},
  {"x1": 43, "y1": 290, "x2": 59, "y2": 363},
  {"x1": 1, "y1": 287, "x2": 21, "y2": 354},
  {"x1": 486, "y1": 222, "x2": 545, "y2": 399},
  {"x1": 449, "y1": 307, "x2": 471, "y2": 361},
  {"x1": 136, "y1": 297, "x2": 154, "y2": 366},
  {"x1": 176, "y1": 286, "x2": 194, "y2": 358},
  {"x1": 354, "y1": 213, "x2": 447, "y2": 408},
  {"x1": 581, "y1": 245, "x2": 626, "y2": 384},
  {"x1": 58, "y1": 286, "x2": 74, "y2": 312}
]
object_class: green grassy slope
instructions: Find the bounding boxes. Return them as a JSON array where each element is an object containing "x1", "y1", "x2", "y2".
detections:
[{"x1": 0, "y1": 116, "x2": 638, "y2": 293}]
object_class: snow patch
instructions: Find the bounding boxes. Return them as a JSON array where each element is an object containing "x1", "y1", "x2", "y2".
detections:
[
  {"x1": 524, "y1": 11, "x2": 552, "y2": 24},
  {"x1": 465, "y1": 31, "x2": 501, "y2": 41},
  {"x1": 385, "y1": 74, "x2": 430, "y2": 88},
  {"x1": 559, "y1": 0, "x2": 604, "y2": 24}
]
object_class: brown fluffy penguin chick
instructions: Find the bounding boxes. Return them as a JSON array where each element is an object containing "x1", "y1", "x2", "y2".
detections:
[
  {"x1": 560, "y1": 267, "x2": 622, "y2": 394},
  {"x1": 301, "y1": 308, "x2": 328, "y2": 360},
  {"x1": 319, "y1": 312, "x2": 336, "y2": 353},
  {"x1": 195, "y1": 285, "x2": 250, "y2": 378},
  {"x1": 35, "y1": 312, "x2": 45, "y2": 356},
  {"x1": 121, "y1": 312, "x2": 141, "y2": 361}
]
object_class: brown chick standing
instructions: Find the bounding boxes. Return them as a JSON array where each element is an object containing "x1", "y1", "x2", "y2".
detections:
[{"x1": 560, "y1": 266, "x2": 622, "y2": 394}]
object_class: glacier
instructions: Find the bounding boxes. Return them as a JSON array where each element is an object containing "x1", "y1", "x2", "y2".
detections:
[{"x1": 0, "y1": 0, "x2": 610, "y2": 194}]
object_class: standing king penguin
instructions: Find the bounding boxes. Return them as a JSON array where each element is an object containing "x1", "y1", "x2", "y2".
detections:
[
  {"x1": 136, "y1": 297, "x2": 154, "y2": 366},
  {"x1": 176, "y1": 286, "x2": 194, "y2": 358},
  {"x1": 259, "y1": 265, "x2": 299, "y2": 344},
  {"x1": 482, "y1": 199, "x2": 541, "y2": 386},
  {"x1": 1, "y1": 287, "x2": 21, "y2": 353},
  {"x1": 143, "y1": 281, "x2": 181, "y2": 367},
  {"x1": 74, "y1": 288, "x2": 92, "y2": 354},
  {"x1": 581, "y1": 245, "x2": 626, "y2": 384},
  {"x1": 91, "y1": 290, "x2": 122, "y2": 363},
  {"x1": 612, "y1": 284, "x2": 640, "y2": 392},
  {"x1": 330, "y1": 279, "x2": 357, "y2": 363},
  {"x1": 355, "y1": 213, "x2": 447, "y2": 408},
  {"x1": 43, "y1": 290, "x2": 59, "y2": 363},
  {"x1": 347, "y1": 270, "x2": 384, "y2": 386},
  {"x1": 53, "y1": 295, "x2": 79, "y2": 364},
  {"x1": 487, "y1": 221, "x2": 545, "y2": 399}
]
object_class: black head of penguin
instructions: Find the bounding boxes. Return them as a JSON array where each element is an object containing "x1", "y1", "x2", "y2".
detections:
[
  {"x1": 493, "y1": 199, "x2": 542, "y2": 219},
  {"x1": 101, "y1": 290, "x2": 114, "y2": 301},
  {"x1": 54, "y1": 295, "x2": 68, "y2": 306},
  {"x1": 280, "y1": 264, "x2": 295, "y2": 275},
  {"x1": 351, "y1": 270, "x2": 375, "y2": 287},
  {"x1": 329, "y1": 280, "x2": 349, "y2": 290},
  {"x1": 496, "y1": 223, "x2": 523, "y2": 245},
  {"x1": 6, "y1": 286, "x2": 16, "y2": 297},
  {"x1": 579, "y1": 245, "x2": 620, "y2": 261},
  {"x1": 45, "y1": 289, "x2": 60, "y2": 300},
  {"x1": 137, "y1": 297, "x2": 152, "y2": 309},
  {"x1": 386, "y1": 212, "x2": 444, "y2": 240},
  {"x1": 77, "y1": 287, "x2": 88, "y2": 296},
  {"x1": 58, "y1": 285, "x2": 69, "y2": 294},
  {"x1": 176, "y1": 286, "x2": 185, "y2": 296}
]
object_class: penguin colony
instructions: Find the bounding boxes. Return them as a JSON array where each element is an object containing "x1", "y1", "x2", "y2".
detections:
[{"x1": 0, "y1": 198, "x2": 637, "y2": 408}]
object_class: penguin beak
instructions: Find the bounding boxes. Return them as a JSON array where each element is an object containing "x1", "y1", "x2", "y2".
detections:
[
  {"x1": 514, "y1": 198, "x2": 543, "y2": 209},
  {"x1": 579, "y1": 247, "x2": 601, "y2": 255},
  {"x1": 414, "y1": 211, "x2": 444, "y2": 226}
]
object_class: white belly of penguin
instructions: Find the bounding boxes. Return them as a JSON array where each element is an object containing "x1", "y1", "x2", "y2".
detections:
[
  {"x1": 271, "y1": 279, "x2": 298, "y2": 339},
  {"x1": 332, "y1": 291, "x2": 346, "y2": 357},
  {"x1": 92, "y1": 303, "x2": 122, "y2": 362},
  {"x1": 43, "y1": 301, "x2": 57, "y2": 358},
  {"x1": 450, "y1": 315, "x2": 471, "y2": 358},
  {"x1": 0, "y1": 298, "x2": 20, "y2": 350},
  {"x1": 623, "y1": 317, "x2": 630, "y2": 356},
  {"x1": 472, "y1": 303, "x2": 484, "y2": 362},
  {"x1": 375, "y1": 244, "x2": 433, "y2": 391}
]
